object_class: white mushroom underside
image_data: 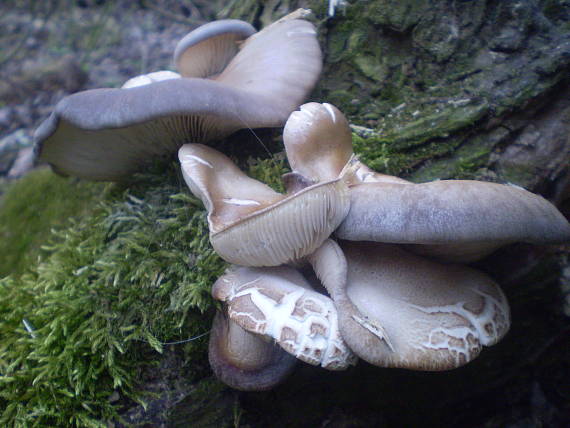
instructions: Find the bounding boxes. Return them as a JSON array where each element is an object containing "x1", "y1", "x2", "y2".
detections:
[
  {"x1": 42, "y1": 115, "x2": 232, "y2": 180},
  {"x1": 177, "y1": 34, "x2": 245, "y2": 79}
]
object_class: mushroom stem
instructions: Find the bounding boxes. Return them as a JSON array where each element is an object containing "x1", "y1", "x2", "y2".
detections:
[
  {"x1": 209, "y1": 310, "x2": 296, "y2": 391},
  {"x1": 307, "y1": 239, "x2": 394, "y2": 351}
]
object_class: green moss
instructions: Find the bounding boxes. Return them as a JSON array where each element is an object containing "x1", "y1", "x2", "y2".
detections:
[
  {"x1": 0, "y1": 168, "x2": 107, "y2": 278},
  {"x1": 0, "y1": 167, "x2": 206, "y2": 425},
  {"x1": 0, "y1": 156, "x2": 289, "y2": 426},
  {"x1": 366, "y1": 0, "x2": 429, "y2": 32},
  {"x1": 496, "y1": 163, "x2": 540, "y2": 187}
]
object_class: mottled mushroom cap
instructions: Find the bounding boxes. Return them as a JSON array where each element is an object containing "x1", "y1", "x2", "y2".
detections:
[
  {"x1": 331, "y1": 241, "x2": 510, "y2": 370},
  {"x1": 174, "y1": 20, "x2": 256, "y2": 78},
  {"x1": 336, "y1": 180, "x2": 570, "y2": 262},
  {"x1": 212, "y1": 265, "x2": 356, "y2": 370},
  {"x1": 34, "y1": 12, "x2": 322, "y2": 181},
  {"x1": 179, "y1": 144, "x2": 350, "y2": 266}
]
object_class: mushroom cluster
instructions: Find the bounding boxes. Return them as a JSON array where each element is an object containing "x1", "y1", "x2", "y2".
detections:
[
  {"x1": 33, "y1": 11, "x2": 570, "y2": 393},
  {"x1": 179, "y1": 102, "x2": 570, "y2": 390},
  {"x1": 34, "y1": 9, "x2": 322, "y2": 180}
]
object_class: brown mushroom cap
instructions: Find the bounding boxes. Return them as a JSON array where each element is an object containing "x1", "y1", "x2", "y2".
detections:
[
  {"x1": 283, "y1": 102, "x2": 353, "y2": 182},
  {"x1": 209, "y1": 311, "x2": 297, "y2": 391},
  {"x1": 282, "y1": 102, "x2": 409, "y2": 185},
  {"x1": 311, "y1": 240, "x2": 510, "y2": 370},
  {"x1": 34, "y1": 13, "x2": 322, "y2": 181},
  {"x1": 336, "y1": 180, "x2": 570, "y2": 262},
  {"x1": 179, "y1": 144, "x2": 350, "y2": 266},
  {"x1": 174, "y1": 20, "x2": 256, "y2": 78},
  {"x1": 212, "y1": 265, "x2": 356, "y2": 370}
]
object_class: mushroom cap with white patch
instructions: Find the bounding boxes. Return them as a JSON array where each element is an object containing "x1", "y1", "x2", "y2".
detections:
[
  {"x1": 34, "y1": 13, "x2": 322, "y2": 181},
  {"x1": 209, "y1": 310, "x2": 297, "y2": 391},
  {"x1": 336, "y1": 180, "x2": 570, "y2": 262},
  {"x1": 212, "y1": 265, "x2": 356, "y2": 370},
  {"x1": 179, "y1": 144, "x2": 351, "y2": 267},
  {"x1": 174, "y1": 20, "x2": 256, "y2": 79},
  {"x1": 312, "y1": 240, "x2": 510, "y2": 370}
]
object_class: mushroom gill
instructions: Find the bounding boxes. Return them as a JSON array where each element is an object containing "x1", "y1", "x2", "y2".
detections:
[
  {"x1": 34, "y1": 11, "x2": 322, "y2": 181},
  {"x1": 209, "y1": 311, "x2": 297, "y2": 391},
  {"x1": 174, "y1": 20, "x2": 256, "y2": 79},
  {"x1": 179, "y1": 144, "x2": 351, "y2": 267}
]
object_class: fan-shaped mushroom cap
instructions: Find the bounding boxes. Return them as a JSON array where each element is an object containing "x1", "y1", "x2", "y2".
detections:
[
  {"x1": 283, "y1": 102, "x2": 353, "y2": 182},
  {"x1": 283, "y1": 102, "x2": 409, "y2": 186},
  {"x1": 174, "y1": 20, "x2": 256, "y2": 79},
  {"x1": 212, "y1": 265, "x2": 356, "y2": 370},
  {"x1": 179, "y1": 144, "x2": 350, "y2": 266},
  {"x1": 215, "y1": 11, "x2": 322, "y2": 119},
  {"x1": 34, "y1": 12, "x2": 322, "y2": 181},
  {"x1": 209, "y1": 311, "x2": 297, "y2": 391},
  {"x1": 313, "y1": 241, "x2": 510, "y2": 370},
  {"x1": 336, "y1": 180, "x2": 570, "y2": 262}
]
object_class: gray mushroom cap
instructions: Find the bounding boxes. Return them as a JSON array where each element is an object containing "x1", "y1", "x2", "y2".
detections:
[
  {"x1": 336, "y1": 180, "x2": 570, "y2": 262},
  {"x1": 174, "y1": 20, "x2": 256, "y2": 79},
  {"x1": 35, "y1": 78, "x2": 291, "y2": 180},
  {"x1": 34, "y1": 12, "x2": 322, "y2": 181}
]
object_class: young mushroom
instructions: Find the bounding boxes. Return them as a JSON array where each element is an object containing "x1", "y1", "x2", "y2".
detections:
[
  {"x1": 212, "y1": 265, "x2": 356, "y2": 370},
  {"x1": 209, "y1": 310, "x2": 297, "y2": 391},
  {"x1": 34, "y1": 10, "x2": 322, "y2": 181},
  {"x1": 178, "y1": 144, "x2": 351, "y2": 267},
  {"x1": 309, "y1": 239, "x2": 510, "y2": 370},
  {"x1": 283, "y1": 102, "x2": 570, "y2": 262}
]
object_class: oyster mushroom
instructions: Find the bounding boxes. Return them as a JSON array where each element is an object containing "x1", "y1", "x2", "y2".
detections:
[
  {"x1": 309, "y1": 239, "x2": 510, "y2": 370},
  {"x1": 178, "y1": 143, "x2": 351, "y2": 267},
  {"x1": 212, "y1": 264, "x2": 356, "y2": 370},
  {"x1": 209, "y1": 310, "x2": 297, "y2": 391},
  {"x1": 337, "y1": 179, "x2": 570, "y2": 262},
  {"x1": 34, "y1": 10, "x2": 322, "y2": 181},
  {"x1": 174, "y1": 20, "x2": 256, "y2": 78},
  {"x1": 283, "y1": 102, "x2": 570, "y2": 262}
]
